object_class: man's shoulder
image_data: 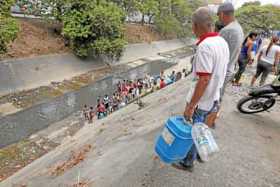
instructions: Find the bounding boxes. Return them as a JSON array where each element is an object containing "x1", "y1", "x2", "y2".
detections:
[
  {"x1": 220, "y1": 21, "x2": 244, "y2": 36},
  {"x1": 223, "y1": 21, "x2": 242, "y2": 30},
  {"x1": 200, "y1": 36, "x2": 228, "y2": 47},
  {"x1": 198, "y1": 37, "x2": 229, "y2": 56}
]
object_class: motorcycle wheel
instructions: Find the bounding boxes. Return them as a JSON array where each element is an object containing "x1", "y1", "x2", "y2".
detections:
[{"x1": 237, "y1": 95, "x2": 276, "y2": 114}]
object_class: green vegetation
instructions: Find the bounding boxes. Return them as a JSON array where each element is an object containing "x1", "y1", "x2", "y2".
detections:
[
  {"x1": 61, "y1": 1, "x2": 126, "y2": 59},
  {"x1": 5, "y1": 0, "x2": 205, "y2": 58},
  {"x1": 0, "y1": 0, "x2": 19, "y2": 55},
  {"x1": 7, "y1": 0, "x2": 280, "y2": 59},
  {"x1": 135, "y1": 0, "x2": 159, "y2": 25},
  {"x1": 39, "y1": 0, "x2": 126, "y2": 59},
  {"x1": 236, "y1": 2, "x2": 280, "y2": 35},
  {"x1": 112, "y1": 0, "x2": 204, "y2": 37},
  {"x1": 154, "y1": 0, "x2": 204, "y2": 37},
  {"x1": 0, "y1": 0, "x2": 16, "y2": 16},
  {"x1": 0, "y1": 16, "x2": 19, "y2": 54},
  {"x1": 9, "y1": 0, "x2": 205, "y2": 58}
]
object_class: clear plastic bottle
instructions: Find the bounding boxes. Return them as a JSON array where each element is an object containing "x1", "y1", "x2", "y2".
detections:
[
  {"x1": 192, "y1": 123, "x2": 219, "y2": 162},
  {"x1": 205, "y1": 127, "x2": 219, "y2": 154},
  {"x1": 192, "y1": 123, "x2": 209, "y2": 162}
]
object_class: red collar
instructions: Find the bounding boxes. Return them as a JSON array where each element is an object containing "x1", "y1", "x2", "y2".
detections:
[{"x1": 196, "y1": 32, "x2": 219, "y2": 45}]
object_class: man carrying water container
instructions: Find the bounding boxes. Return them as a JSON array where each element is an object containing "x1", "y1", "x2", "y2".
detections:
[{"x1": 173, "y1": 7, "x2": 230, "y2": 171}]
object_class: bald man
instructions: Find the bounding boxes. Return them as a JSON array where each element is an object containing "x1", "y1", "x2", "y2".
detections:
[{"x1": 174, "y1": 7, "x2": 229, "y2": 171}]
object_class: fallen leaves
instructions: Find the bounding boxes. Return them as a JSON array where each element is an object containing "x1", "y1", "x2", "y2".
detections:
[
  {"x1": 18, "y1": 184, "x2": 27, "y2": 187},
  {"x1": 50, "y1": 145, "x2": 92, "y2": 176},
  {"x1": 0, "y1": 140, "x2": 54, "y2": 182},
  {"x1": 98, "y1": 128, "x2": 105, "y2": 135},
  {"x1": 72, "y1": 180, "x2": 91, "y2": 187}
]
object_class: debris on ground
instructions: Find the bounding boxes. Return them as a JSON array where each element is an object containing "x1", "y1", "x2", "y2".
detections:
[
  {"x1": 98, "y1": 128, "x2": 105, "y2": 135},
  {"x1": 50, "y1": 145, "x2": 92, "y2": 177},
  {"x1": 0, "y1": 139, "x2": 58, "y2": 182},
  {"x1": 0, "y1": 113, "x2": 86, "y2": 182},
  {"x1": 71, "y1": 180, "x2": 91, "y2": 187}
]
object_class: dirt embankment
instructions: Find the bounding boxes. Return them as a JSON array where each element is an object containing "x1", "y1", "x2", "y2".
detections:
[
  {"x1": 1, "y1": 19, "x2": 69, "y2": 60},
  {"x1": 0, "y1": 19, "x2": 174, "y2": 60},
  {"x1": 124, "y1": 24, "x2": 175, "y2": 44}
]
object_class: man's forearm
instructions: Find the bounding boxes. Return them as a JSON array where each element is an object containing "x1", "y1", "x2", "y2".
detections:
[{"x1": 188, "y1": 75, "x2": 210, "y2": 108}]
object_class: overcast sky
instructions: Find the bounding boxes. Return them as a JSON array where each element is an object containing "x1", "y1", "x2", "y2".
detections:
[{"x1": 230, "y1": 0, "x2": 280, "y2": 8}]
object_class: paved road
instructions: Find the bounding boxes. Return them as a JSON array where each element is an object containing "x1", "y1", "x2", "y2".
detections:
[
  {"x1": 1, "y1": 75, "x2": 280, "y2": 187},
  {"x1": 0, "y1": 39, "x2": 188, "y2": 96}
]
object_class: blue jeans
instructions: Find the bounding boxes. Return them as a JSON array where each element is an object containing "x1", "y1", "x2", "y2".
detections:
[{"x1": 181, "y1": 108, "x2": 209, "y2": 166}]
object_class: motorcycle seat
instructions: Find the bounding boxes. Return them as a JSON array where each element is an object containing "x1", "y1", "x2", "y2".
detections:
[{"x1": 250, "y1": 85, "x2": 277, "y2": 96}]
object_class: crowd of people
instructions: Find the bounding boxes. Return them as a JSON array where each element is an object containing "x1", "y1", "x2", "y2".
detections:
[
  {"x1": 232, "y1": 32, "x2": 280, "y2": 87},
  {"x1": 82, "y1": 69, "x2": 190, "y2": 124},
  {"x1": 215, "y1": 16, "x2": 280, "y2": 87},
  {"x1": 173, "y1": 2, "x2": 280, "y2": 172}
]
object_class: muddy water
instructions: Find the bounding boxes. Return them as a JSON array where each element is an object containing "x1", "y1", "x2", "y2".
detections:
[{"x1": 0, "y1": 59, "x2": 176, "y2": 148}]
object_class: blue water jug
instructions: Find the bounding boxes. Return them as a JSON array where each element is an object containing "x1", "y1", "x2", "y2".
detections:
[{"x1": 155, "y1": 116, "x2": 193, "y2": 164}]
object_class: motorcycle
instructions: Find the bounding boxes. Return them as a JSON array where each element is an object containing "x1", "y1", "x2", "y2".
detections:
[{"x1": 237, "y1": 76, "x2": 280, "y2": 114}]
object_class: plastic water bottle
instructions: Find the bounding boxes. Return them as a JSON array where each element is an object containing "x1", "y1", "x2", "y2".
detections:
[
  {"x1": 205, "y1": 127, "x2": 219, "y2": 154},
  {"x1": 191, "y1": 123, "x2": 219, "y2": 162},
  {"x1": 192, "y1": 123, "x2": 210, "y2": 161}
]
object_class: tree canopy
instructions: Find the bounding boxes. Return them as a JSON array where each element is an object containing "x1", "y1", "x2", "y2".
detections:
[
  {"x1": 236, "y1": 3, "x2": 280, "y2": 35},
  {"x1": 61, "y1": 0, "x2": 126, "y2": 59},
  {"x1": 0, "y1": 0, "x2": 19, "y2": 55},
  {"x1": 37, "y1": 0, "x2": 204, "y2": 58}
]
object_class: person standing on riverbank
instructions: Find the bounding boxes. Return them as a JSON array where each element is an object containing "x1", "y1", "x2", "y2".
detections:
[
  {"x1": 173, "y1": 7, "x2": 229, "y2": 171},
  {"x1": 206, "y1": 2, "x2": 244, "y2": 127}
]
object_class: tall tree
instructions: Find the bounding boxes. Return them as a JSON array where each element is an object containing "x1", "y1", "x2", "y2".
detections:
[
  {"x1": 1, "y1": 0, "x2": 16, "y2": 16},
  {"x1": 154, "y1": 0, "x2": 204, "y2": 37},
  {"x1": 110, "y1": 0, "x2": 138, "y2": 15},
  {"x1": 0, "y1": 0, "x2": 19, "y2": 55},
  {"x1": 236, "y1": 4, "x2": 280, "y2": 35},
  {"x1": 62, "y1": 0, "x2": 126, "y2": 59},
  {"x1": 135, "y1": 0, "x2": 159, "y2": 24}
]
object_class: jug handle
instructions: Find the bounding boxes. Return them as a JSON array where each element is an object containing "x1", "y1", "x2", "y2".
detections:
[
  {"x1": 183, "y1": 115, "x2": 193, "y2": 125},
  {"x1": 176, "y1": 116, "x2": 193, "y2": 126}
]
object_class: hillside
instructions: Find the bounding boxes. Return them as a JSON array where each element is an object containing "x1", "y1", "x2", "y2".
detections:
[{"x1": 0, "y1": 19, "x2": 173, "y2": 60}]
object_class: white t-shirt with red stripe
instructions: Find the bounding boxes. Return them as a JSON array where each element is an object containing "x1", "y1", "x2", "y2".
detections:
[{"x1": 187, "y1": 35, "x2": 229, "y2": 111}]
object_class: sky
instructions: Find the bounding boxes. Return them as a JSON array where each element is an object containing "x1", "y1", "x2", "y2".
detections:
[{"x1": 229, "y1": 0, "x2": 280, "y2": 8}]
